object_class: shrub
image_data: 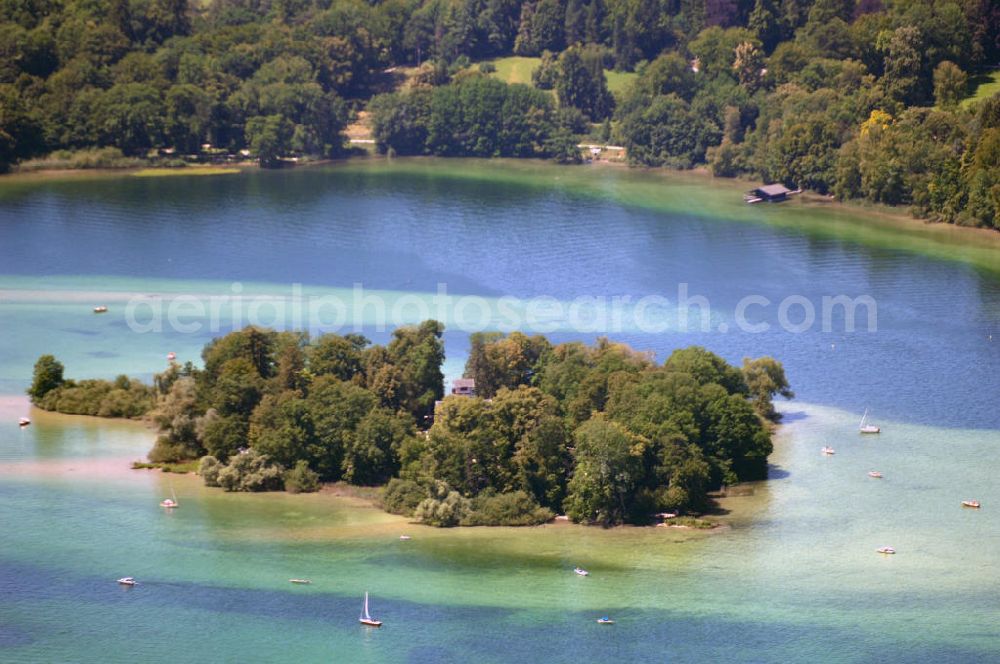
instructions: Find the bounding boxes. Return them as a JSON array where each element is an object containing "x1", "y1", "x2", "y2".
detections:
[
  {"x1": 16, "y1": 147, "x2": 145, "y2": 171},
  {"x1": 148, "y1": 436, "x2": 200, "y2": 463},
  {"x1": 212, "y1": 449, "x2": 285, "y2": 492},
  {"x1": 449, "y1": 55, "x2": 471, "y2": 75},
  {"x1": 545, "y1": 129, "x2": 583, "y2": 164},
  {"x1": 216, "y1": 464, "x2": 241, "y2": 491},
  {"x1": 670, "y1": 516, "x2": 716, "y2": 529},
  {"x1": 97, "y1": 386, "x2": 152, "y2": 418},
  {"x1": 284, "y1": 460, "x2": 321, "y2": 493},
  {"x1": 414, "y1": 490, "x2": 470, "y2": 527},
  {"x1": 462, "y1": 490, "x2": 554, "y2": 526},
  {"x1": 382, "y1": 478, "x2": 427, "y2": 516},
  {"x1": 34, "y1": 374, "x2": 154, "y2": 418},
  {"x1": 200, "y1": 455, "x2": 223, "y2": 487}
]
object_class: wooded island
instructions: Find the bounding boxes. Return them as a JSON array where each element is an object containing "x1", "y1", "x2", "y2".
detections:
[{"x1": 28, "y1": 323, "x2": 793, "y2": 527}]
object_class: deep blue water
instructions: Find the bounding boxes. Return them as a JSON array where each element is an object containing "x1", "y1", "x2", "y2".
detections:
[{"x1": 1, "y1": 165, "x2": 997, "y2": 428}]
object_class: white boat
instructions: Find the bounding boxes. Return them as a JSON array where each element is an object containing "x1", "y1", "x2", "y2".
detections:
[
  {"x1": 961, "y1": 500, "x2": 981, "y2": 509},
  {"x1": 574, "y1": 567, "x2": 589, "y2": 576},
  {"x1": 860, "y1": 409, "x2": 881, "y2": 434},
  {"x1": 117, "y1": 577, "x2": 137, "y2": 586},
  {"x1": 821, "y1": 446, "x2": 835, "y2": 455},
  {"x1": 166, "y1": 352, "x2": 177, "y2": 361},
  {"x1": 93, "y1": 306, "x2": 108, "y2": 314},
  {"x1": 596, "y1": 617, "x2": 615, "y2": 625},
  {"x1": 289, "y1": 579, "x2": 311, "y2": 584},
  {"x1": 868, "y1": 471, "x2": 883, "y2": 478},
  {"x1": 160, "y1": 484, "x2": 178, "y2": 508},
  {"x1": 18, "y1": 417, "x2": 30, "y2": 426},
  {"x1": 359, "y1": 592, "x2": 382, "y2": 627},
  {"x1": 876, "y1": 546, "x2": 896, "y2": 555},
  {"x1": 399, "y1": 535, "x2": 411, "y2": 541}
]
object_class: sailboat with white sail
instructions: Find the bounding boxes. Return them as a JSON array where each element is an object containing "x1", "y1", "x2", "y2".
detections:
[
  {"x1": 359, "y1": 592, "x2": 382, "y2": 627},
  {"x1": 160, "y1": 483, "x2": 179, "y2": 508},
  {"x1": 859, "y1": 409, "x2": 880, "y2": 434}
]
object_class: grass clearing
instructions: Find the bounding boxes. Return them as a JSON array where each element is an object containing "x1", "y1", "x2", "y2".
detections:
[
  {"x1": 479, "y1": 56, "x2": 637, "y2": 98},
  {"x1": 605, "y1": 69, "x2": 637, "y2": 96},
  {"x1": 489, "y1": 56, "x2": 541, "y2": 85},
  {"x1": 963, "y1": 69, "x2": 1000, "y2": 107}
]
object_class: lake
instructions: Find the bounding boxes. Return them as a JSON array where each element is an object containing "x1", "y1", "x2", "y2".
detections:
[{"x1": 1, "y1": 159, "x2": 999, "y2": 662}]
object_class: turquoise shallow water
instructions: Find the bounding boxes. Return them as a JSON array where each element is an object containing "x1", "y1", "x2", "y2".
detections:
[
  {"x1": 1, "y1": 404, "x2": 998, "y2": 662},
  {"x1": 1, "y1": 161, "x2": 999, "y2": 662}
]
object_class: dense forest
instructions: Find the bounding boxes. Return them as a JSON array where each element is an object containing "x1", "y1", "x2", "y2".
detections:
[
  {"x1": 1, "y1": 0, "x2": 998, "y2": 226},
  {"x1": 28, "y1": 324, "x2": 793, "y2": 526}
]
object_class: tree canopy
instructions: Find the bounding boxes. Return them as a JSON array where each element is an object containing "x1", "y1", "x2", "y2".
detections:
[{"x1": 4, "y1": 0, "x2": 996, "y2": 225}]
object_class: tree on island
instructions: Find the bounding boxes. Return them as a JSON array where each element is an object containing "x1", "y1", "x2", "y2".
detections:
[
  {"x1": 564, "y1": 415, "x2": 646, "y2": 526},
  {"x1": 28, "y1": 355, "x2": 64, "y2": 403},
  {"x1": 742, "y1": 356, "x2": 795, "y2": 421}
]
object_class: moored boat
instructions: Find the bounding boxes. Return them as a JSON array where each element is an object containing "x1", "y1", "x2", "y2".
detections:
[
  {"x1": 597, "y1": 617, "x2": 615, "y2": 625},
  {"x1": 860, "y1": 409, "x2": 880, "y2": 434},
  {"x1": 160, "y1": 484, "x2": 178, "y2": 508},
  {"x1": 166, "y1": 352, "x2": 177, "y2": 361},
  {"x1": 18, "y1": 417, "x2": 30, "y2": 426},
  {"x1": 961, "y1": 500, "x2": 981, "y2": 509},
  {"x1": 289, "y1": 579, "x2": 311, "y2": 584},
  {"x1": 399, "y1": 535, "x2": 411, "y2": 540},
  {"x1": 868, "y1": 471, "x2": 883, "y2": 478},
  {"x1": 821, "y1": 446, "x2": 835, "y2": 455},
  {"x1": 117, "y1": 576, "x2": 137, "y2": 586},
  {"x1": 359, "y1": 592, "x2": 382, "y2": 627},
  {"x1": 877, "y1": 546, "x2": 896, "y2": 555},
  {"x1": 574, "y1": 567, "x2": 589, "y2": 576},
  {"x1": 93, "y1": 306, "x2": 108, "y2": 314}
]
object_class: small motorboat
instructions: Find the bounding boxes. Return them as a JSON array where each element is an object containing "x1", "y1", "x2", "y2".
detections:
[
  {"x1": 961, "y1": 500, "x2": 981, "y2": 509},
  {"x1": 596, "y1": 617, "x2": 615, "y2": 625},
  {"x1": 93, "y1": 306, "x2": 108, "y2": 314},
  {"x1": 574, "y1": 567, "x2": 589, "y2": 576},
  {"x1": 289, "y1": 579, "x2": 311, "y2": 584},
  {"x1": 876, "y1": 546, "x2": 896, "y2": 555},
  {"x1": 18, "y1": 417, "x2": 30, "y2": 427},
  {"x1": 359, "y1": 592, "x2": 382, "y2": 627},
  {"x1": 399, "y1": 535, "x2": 411, "y2": 541},
  {"x1": 117, "y1": 577, "x2": 137, "y2": 586},
  {"x1": 868, "y1": 471, "x2": 883, "y2": 478},
  {"x1": 821, "y1": 446, "x2": 835, "y2": 455},
  {"x1": 166, "y1": 352, "x2": 177, "y2": 361}
]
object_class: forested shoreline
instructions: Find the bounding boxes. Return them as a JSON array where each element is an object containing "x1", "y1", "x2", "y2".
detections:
[
  {"x1": 28, "y1": 324, "x2": 793, "y2": 527},
  {"x1": 1, "y1": 0, "x2": 999, "y2": 227}
]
